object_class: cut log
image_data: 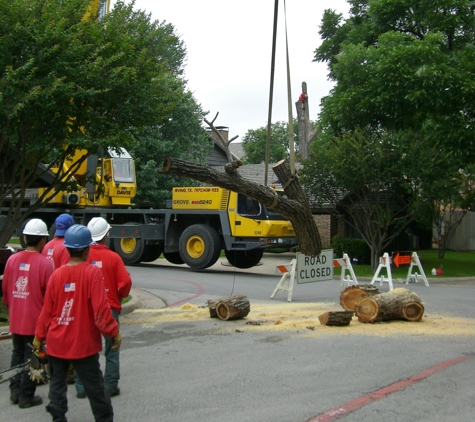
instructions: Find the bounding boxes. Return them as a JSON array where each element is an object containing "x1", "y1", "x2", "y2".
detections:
[
  {"x1": 359, "y1": 284, "x2": 380, "y2": 296},
  {"x1": 340, "y1": 286, "x2": 369, "y2": 311},
  {"x1": 207, "y1": 295, "x2": 250, "y2": 320},
  {"x1": 216, "y1": 299, "x2": 250, "y2": 321},
  {"x1": 318, "y1": 311, "x2": 353, "y2": 326},
  {"x1": 354, "y1": 288, "x2": 424, "y2": 323}
]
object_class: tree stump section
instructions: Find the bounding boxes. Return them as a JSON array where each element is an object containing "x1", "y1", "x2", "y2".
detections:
[
  {"x1": 354, "y1": 288, "x2": 424, "y2": 323},
  {"x1": 340, "y1": 286, "x2": 366, "y2": 311},
  {"x1": 318, "y1": 311, "x2": 353, "y2": 326},
  {"x1": 360, "y1": 284, "x2": 380, "y2": 296},
  {"x1": 207, "y1": 295, "x2": 250, "y2": 321}
]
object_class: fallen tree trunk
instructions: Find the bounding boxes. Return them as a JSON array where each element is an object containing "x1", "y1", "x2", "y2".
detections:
[
  {"x1": 354, "y1": 288, "x2": 424, "y2": 323},
  {"x1": 160, "y1": 157, "x2": 322, "y2": 256},
  {"x1": 318, "y1": 311, "x2": 353, "y2": 326}
]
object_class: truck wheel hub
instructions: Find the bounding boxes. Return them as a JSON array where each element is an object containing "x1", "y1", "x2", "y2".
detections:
[
  {"x1": 121, "y1": 238, "x2": 136, "y2": 254},
  {"x1": 187, "y1": 235, "x2": 204, "y2": 258}
]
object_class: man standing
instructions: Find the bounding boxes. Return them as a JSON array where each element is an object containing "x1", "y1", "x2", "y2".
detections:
[
  {"x1": 2, "y1": 218, "x2": 53, "y2": 408},
  {"x1": 42, "y1": 213, "x2": 74, "y2": 270},
  {"x1": 74, "y1": 217, "x2": 132, "y2": 398},
  {"x1": 35, "y1": 224, "x2": 121, "y2": 422}
]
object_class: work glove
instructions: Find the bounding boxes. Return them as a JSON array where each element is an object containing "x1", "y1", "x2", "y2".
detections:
[
  {"x1": 111, "y1": 332, "x2": 121, "y2": 351},
  {"x1": 32, "y1": 336, "x2": 42, "y2": 351}
]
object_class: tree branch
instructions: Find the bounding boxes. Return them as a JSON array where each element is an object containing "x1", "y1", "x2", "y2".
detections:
[{"x1": 160, "y1": 157, "x2": 322, "y2": 256}]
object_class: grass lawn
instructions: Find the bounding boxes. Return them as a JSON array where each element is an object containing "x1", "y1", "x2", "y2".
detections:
[{"x1": 334, "y1": 249, "x2": 475, "y2": 278}]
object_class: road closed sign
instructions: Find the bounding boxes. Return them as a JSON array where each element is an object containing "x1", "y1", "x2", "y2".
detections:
[{"x1": 296, "y1": 249, "x2": 334, "y2": 284}]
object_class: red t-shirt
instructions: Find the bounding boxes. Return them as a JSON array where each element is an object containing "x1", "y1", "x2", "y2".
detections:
[
  {"x1": 88, "y1": 244, "x2": 132, "y2": 312},
  {"x1": 2, "y1": 251, "x2": 53, "y2": 335},
  {"x1": 42, "y1": 237, "x2": 70, "y2": 270},
  {"x1": 35, "y1": 262, "x2": 118, "y2": 359}
]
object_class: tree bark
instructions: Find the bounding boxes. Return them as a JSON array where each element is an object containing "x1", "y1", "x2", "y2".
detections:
[
  {"x1": 354, "y1": 288, "x2": 424, "y2": 323},
  {"x1": 207, "y1": 295, "x2": 247, "y2": 319},
  {"x1": 295, "y1": 82, "x2": 318, "y2": 161},
  {"x1": 161, "y1": 157, "x2": 322, "y2": 256},
  {"x1": 318, "y1": 311, "x2": 353, "y2": 326}
]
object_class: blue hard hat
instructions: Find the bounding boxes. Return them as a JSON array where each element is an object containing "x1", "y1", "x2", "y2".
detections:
[
  {"x1": 55, "y1": 213, "x2": 74, "y2": 236},
  {"x1": 63, "y1": 224, "x2": 93, "y2": 249}
]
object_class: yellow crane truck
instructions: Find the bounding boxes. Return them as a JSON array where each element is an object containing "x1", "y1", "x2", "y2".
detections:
[
  {"x1": 3, "y1": 147, "x2": 297, "y2": 269},
  {"x1": 2, "y1": 1, "x2": 298, "y2": 270}
]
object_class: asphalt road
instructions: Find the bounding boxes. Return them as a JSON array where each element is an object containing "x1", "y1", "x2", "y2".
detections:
[{"x1": 1, "y1": 253, "x2": 474, "y2": 421}]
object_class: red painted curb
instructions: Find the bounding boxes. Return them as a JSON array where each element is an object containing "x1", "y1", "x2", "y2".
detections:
[{"x1": 306, "y1": 355, "x2": 472, "y2": 422}]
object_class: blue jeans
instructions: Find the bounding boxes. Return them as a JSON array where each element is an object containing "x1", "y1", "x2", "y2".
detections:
[
  {"x1": 47, "y1": 353, "x2": 113, "y2": 422},
  {"x1": 75, "y1": 309, "x2": 120, "y2": 393}
]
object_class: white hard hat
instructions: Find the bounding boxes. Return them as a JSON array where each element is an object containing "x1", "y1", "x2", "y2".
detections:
[
  {"x1": 87, "y1": 217, "x2": 111, "y2": 242},
  {"x1": 23, "y1": 219, "x2": 49, "y2": 236}
]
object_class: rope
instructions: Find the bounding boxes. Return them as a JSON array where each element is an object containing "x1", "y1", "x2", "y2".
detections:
[
  {"x1": 269, "y1": 189, "x2": 279, "y2": 209},
  {"x1": 265, "y1": 0, "x2": 279, "y2": 186},
  {"x1": 284, "y1": 0, "x2": 296, "y2": 176},
  {"x1": 282, "y1": 175, "x2": 296, "y2": 190}
]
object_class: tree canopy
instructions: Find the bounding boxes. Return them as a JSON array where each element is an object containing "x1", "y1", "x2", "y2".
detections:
[
  {"x1": 0, "y1": 0, "x2": 207, "y2": 245},
  {"x1": 315, "y1": 0, "x2": 475, "y2": 162},
  {"x1": 302, "y1": 0, "x2": 475, "y2": 265},
  {"x1": 131, "y1": 89, "x2": 210, "y2": 208},
  {"x1": 241, "y1": 121, "x2": 297, "y2": 164},
  {"x1": 302, "y1": 129, "x2": 454, "y2": 268}
]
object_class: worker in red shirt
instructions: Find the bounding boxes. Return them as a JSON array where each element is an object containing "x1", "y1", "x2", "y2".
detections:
[
  {"x1": 2, "y1": 218, "x2": 53, "y2": 408},
  {"x1": 35, "y1": 224, "x2": 121, "y2": 422},
  {"x1": 74, "y1": 217, "x2": 132, "y2": 399},
  {"x1": 42, "y1": 213, "x2": 74, "y2": 270}
]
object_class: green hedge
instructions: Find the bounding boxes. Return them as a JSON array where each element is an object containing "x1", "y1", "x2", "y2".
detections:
[{"x1": 331, "y1": 234, "x2": 371, "y2": 265}]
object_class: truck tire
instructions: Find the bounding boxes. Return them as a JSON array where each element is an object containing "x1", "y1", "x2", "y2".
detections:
[
  {"x1": 225, "y1": 249, "x2": 264, "y2": 269},
  {"x1": 113, "y1": 223, "x2": 144, "y2": 265},
  {"x1": 19, "y1": 219, "x2": 32, "y2": 248},
  {"x1": 179, "y1": 224, "x2": 221, "y2": 270},
  {"x1": 48, "y1": 223, "x2": 57, "y2": 240},
  {"x1": 141, "y1": 244, "x2": 163, "y2": 262},
  {"x1": 163, "y1": 251, "x2": 184, "y2": 265}
]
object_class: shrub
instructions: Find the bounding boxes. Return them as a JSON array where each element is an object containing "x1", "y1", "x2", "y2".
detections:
[{"x1": 331, "y1": 234, "x2": 371, "y2": 265}]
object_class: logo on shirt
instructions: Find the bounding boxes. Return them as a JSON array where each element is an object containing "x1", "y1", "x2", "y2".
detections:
[
  {"x1": 13, "y1": 276, "x2": 29, "y2": 299},
  {"x1": 46, "y1": 249, "x2": 54, "y2": 256},
  {"x1": 19, "y1": 263, "x2": 30, "y2": 271},
  {"x1": 57, "y1": 299, "x2": 75, "y2": 325},
  {"x1": 91, "y1": 261, "x2": 103, "y2": 268},
  {"x1": 64, "y1": 283, "x2": 76, "y2": 292}
]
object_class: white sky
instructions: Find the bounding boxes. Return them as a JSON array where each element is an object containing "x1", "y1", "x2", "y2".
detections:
[{"x1": 117, "y1": 0, "x2": 349, "y2": 140}]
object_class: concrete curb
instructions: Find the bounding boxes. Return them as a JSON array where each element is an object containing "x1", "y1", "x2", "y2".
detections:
[{"x1": 121, "y1": 288, "x2": 166, "y2": 314}]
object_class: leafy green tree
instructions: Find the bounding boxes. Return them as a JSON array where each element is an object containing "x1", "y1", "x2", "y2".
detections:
[
  {"x1": 131, "y1": 90, "x2": 210, "y2": 208},
  {"x1": 241, "y1": 121, "x2": 297, "y2": 164},
  {"x1": 301, "y1": 129, "x2": 452, "y2": 270},
  {"x1": 0, "y1": 0, "x2": 206, "y2": 246},
  {"x1": 306, "y1": 0, "x2": 475, "y2": 264},
  {"x1": 315, "y1": 0, "x2": 475, "y2": 162}
]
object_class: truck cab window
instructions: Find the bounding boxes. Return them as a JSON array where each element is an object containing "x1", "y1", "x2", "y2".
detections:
[
  {"x1": 112, "y1": 158, "x2": 135, "y2": 183},
  {"x1": 237, "y1": 194, "x2": 261, "y2": 216}
]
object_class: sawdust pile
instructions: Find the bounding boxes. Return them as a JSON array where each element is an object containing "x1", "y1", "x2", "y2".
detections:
[{"x1": 123, "y1": 302, "x2": 475, "y2": 338}]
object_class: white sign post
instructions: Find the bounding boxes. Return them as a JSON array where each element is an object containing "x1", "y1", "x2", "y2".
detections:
[{"x1": 296, "y1": 249, "x2": 334, "y2": 284}]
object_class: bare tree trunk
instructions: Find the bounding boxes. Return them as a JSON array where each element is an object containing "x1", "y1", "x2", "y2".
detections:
[
  {"x1": 295, "y1": 82, "x2": 318, "y2": 161},
  {"x1": 160, "y1": 157, "x2": 322, "y2": 256}
]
